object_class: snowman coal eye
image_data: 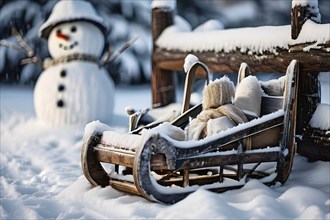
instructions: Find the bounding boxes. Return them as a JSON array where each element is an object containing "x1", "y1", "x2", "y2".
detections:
[
  {"x1": 56, "y1": 29, "x2": 61, "y2": 34},
  {"x1": 70, "y1": 26, "x2": 77, "y2": 33}
]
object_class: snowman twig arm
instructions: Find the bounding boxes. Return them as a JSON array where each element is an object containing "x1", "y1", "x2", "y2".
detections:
[
  {"x1": 11, "y1": 27, "x2": 43, "y2": 67},
  {"x1": 100, "y1": 45, "x2": 114, "y2": 65},
  {"x1": 102, "y1": 36, "x2": 138, "y2": 66},
  {"x1": 0, "y1": 39, "x2": 26, "y2": 52}
]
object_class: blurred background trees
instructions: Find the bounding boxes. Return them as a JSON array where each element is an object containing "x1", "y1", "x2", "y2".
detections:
[{"x1": 0, "y1": 0, "x2": 329, "y2": 86}]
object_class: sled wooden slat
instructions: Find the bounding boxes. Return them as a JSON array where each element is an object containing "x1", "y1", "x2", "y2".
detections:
[
  {"x1": 150, "y1": 153, "x2": 168, "y2": 170},
  {"x1": 158, "y1": 173, "x2": 234, "y2": 187},
  {"x1": 158, "y1": 169, "x2": 271, "y2": 187},
  {"x1": 94, "y1": 146, "x2": 135, "y2": 168},
  {"x1": 110, "y1": 179, "x2": 141, "y2": 196},
  {"x1": 177, "y1": 151, "x2": 280, "y2": 170},
  {"x1": 81, "y1": 134, "x2": 110, "y2": 187}
]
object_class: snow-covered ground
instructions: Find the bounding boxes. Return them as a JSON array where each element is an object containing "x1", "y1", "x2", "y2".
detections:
[{"x1": 1, "y1": 80, "x2": 330, "y2": 219}]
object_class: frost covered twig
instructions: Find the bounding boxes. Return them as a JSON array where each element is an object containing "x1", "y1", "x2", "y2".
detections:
[
  {"x1": 12, "y1": 27, "x2": 34, "y2": 57},
  {"x1": 102, "y1": 36, "x2": 138, "y2": 65},
  {"x1": 0, "y1": 27, "x2": 43, "y2": 67},
  {"x1": 12, "y1": 27, "x2": 43, "y2": 67},
  {"x1": 0, "y1": 39, "x2": 26, "y2": 52},
  {"x1": 101, "y1": 44, "x2": 114, "y2": 65}
]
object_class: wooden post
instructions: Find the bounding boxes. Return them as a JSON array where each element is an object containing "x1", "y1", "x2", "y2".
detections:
[
  {"x1": 291, "y1": 0, "x2": 321, "y2": 39},
  {"x1": 152, "y1": 5, "x2": 175, "y2": 108},
  {"x1": 291, "y1": 0, "x2": 321, "y2": 134},
  {"x1": 183, "y1": 168, "x2": 190, "y2": 187},
  {"x1": 296, "y1": 71, "x2": 320, "y2": 134}
]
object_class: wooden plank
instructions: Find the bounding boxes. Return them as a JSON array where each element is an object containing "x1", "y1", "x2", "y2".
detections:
[
  {"x1": 110, "y1": 179, "x2": 141, "y2": 196},
  {"x1": 276, "y1": 60, "x2": 299, "y2": 183},
  {"x1": 94, "y1": 146, "x2": 135, "y2": 168},
  {"x1": 152, "y1": 7, "x2": 175, "y2": 107},
  {"x1": 158, "y1": 173, "x2": 235, "y2": 187},
  {"x1": 181, "y1": 62, "x2": 209, "y2": 114},
  {"x1": 153, "y1": 47, "x2": 330, "y2": 74},
  {"x1": 176, "y1": 151, "x2": 280, "y2": 170},
  {"x1": 157, "y1": 169, "x2": 271, "y2": 187},
  {"x1": 296, "y1": 72, "x2": 320, "y2": 134},
  {"x1": 291, "y1": 4, "x2": 320, "y2": 39},
  {"x1": 81, "y1": 135, "x2": 110, "y2": 187},
  {"x1": 183, "y1": 169, "x2": 190, "y2": 187},
  {"x1": 250, "y1": 125, "x2": 282, "y2": 149},
  {"x1": 150, "y1": 153, "x2": 168, "y2": 170},
  {"x1": 297, "y1": 138, "x2": 330, "y2": 161}
]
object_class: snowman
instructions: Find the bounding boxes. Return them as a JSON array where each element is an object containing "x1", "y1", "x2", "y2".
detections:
[{"x1": 34, "y1": 0, "x2": 114, "y2": 126}]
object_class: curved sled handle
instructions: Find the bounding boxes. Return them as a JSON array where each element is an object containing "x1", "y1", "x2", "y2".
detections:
[
  {"x1": 182, "y1": 61, "x2": 210, "y2": 114},
  {"x1": 237, "y1": 62, "x2": 251, "y2": 86}
]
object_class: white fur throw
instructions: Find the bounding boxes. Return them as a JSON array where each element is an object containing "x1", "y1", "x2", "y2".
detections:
[
  {"x1": 188, "y1": 76, "x2": 248, "y2": 140},
  {"x1": 154, "y1": 122, "x2": 186, "y2": 141},
  {"x1": 207, "y1": 116, "x2": 235, "y2": 136},
  {"x1": 234, "y1": 75, "x2": 262, "y2": 118},
  {"x1": 187, "y1": 104, "x2": 248, "y2": 140},
  {"x1": 260, "y1": 76, "x2": 286, "y2": 96}
]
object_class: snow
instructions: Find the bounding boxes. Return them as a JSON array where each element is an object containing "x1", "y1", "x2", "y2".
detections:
[
  {"x1": 320, "y1": 72, "x2": 330, "y2": 104},
  {"x1": 292, "y1": 0, "x2": 318, "y2": 8},
  {"x1": 156, "y1": 20, "x2": 330, "y2": 54},
  {"x1": 193, "y1": 19, "x2": 224, "y2": 32},
  {"x1": 183, "y1": 54, "x2": 199, "y2": 73},
  {"x1": 1, "y1": 84, "x2": 330, "y2": 219},
  {"x1": 101, "y1": 131, "x2": 142, "y2": 150},
  {"x1": 151, "y1": 0, "x2": 176, "y2": 10},
  {"x1": 309, "y1": 103, "x2": 330, "y2": 130},
  {"x1": 206, "y1": 116, "x2": 235, "y2": 136}
]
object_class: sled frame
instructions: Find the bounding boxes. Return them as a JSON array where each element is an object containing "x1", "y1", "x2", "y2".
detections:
[{"x1": 82, "y1": 60, "x2": 299, "y2": 203}]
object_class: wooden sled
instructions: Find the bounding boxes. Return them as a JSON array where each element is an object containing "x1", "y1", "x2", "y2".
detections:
[{"x1": 81, "y1": 60, "x2": 299, "y2": 204}]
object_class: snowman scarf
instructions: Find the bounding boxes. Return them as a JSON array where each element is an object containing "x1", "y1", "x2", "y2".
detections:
[{"x1": 43, "y1": 53, "x2": 100, "y2": 69}]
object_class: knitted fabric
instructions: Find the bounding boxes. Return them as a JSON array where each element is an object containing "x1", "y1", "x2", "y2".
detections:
[{"x1": 43, "y1": 53, "x2": 99, "y2": 69}]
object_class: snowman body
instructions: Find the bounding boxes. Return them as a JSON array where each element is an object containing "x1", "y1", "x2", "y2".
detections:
[{"x1": 34, "y1": 21, "x2": 114, "y2": 126}]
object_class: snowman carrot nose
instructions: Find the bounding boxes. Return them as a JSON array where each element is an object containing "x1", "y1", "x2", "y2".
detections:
[{"x1": 56, "y1": 32, "x2": 70, "y2": 41}]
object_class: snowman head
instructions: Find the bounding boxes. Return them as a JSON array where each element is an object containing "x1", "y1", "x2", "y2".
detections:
[{"x1": 48, "y1": 21, "x2": 105, "y2": 58}]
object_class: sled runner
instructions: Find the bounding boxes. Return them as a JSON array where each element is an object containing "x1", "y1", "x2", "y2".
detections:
[{"x1": 82, "y1": 59, "x2": 299, "y2": 204}]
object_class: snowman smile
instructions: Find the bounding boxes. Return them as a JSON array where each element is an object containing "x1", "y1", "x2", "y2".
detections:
[{"x1": 59, "y1": 41, "x2": 79, "y2": 51}]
